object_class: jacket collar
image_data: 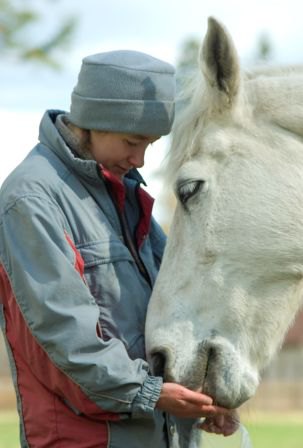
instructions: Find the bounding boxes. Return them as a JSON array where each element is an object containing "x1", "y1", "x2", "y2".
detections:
[{"x1": 39, "y1": 110, "x2": 147, "y2": 188}]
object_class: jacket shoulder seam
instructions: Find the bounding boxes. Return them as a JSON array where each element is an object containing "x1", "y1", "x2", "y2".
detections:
[{"x1": 1, "y1": 194, "x2": 63, "y2": 218}]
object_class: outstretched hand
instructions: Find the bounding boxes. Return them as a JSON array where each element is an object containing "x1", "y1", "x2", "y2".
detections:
[
  {"x1": 156, "y1": 383, "x2": 239, "y2": 437},
  {"x1": 156, "y1": 383, "x2": 233, "y2": 420},
  {"x1": 197, "y1": 410, "x2": 240, "y2": 436}
]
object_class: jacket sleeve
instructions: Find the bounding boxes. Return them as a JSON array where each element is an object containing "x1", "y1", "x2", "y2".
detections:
[{"x1": 0, "y1": 195, "x2": 163, "y2": 420}]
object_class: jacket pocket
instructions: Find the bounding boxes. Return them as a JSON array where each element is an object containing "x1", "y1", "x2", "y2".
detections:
[
  {"x1": 77, "y1": 239, "x2": 150, "y2": 360},
  {"x1": 77, "y1": 239, "x2": 133, "y2": 267}
]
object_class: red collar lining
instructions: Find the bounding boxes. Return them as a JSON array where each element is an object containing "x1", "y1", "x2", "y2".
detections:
[{"x1": 99, "y1": 166, "x2": 154, "y2": 248}]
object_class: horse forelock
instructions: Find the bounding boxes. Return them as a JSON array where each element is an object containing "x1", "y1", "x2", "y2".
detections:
[
  {"x1": 165, "y1": 74, "x2": 207, "y2": 183},
  {"x1": 166, "y1": 68, "x2": 249, "y2": 183}
]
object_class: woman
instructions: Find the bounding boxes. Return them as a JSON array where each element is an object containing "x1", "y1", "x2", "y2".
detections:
[{"x1": 0, "y1": 50, "x2": 237, "y2": 447}]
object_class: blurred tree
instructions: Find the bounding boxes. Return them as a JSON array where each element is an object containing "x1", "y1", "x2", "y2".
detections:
[
  {"x1": 255, "y1": 33, "x2": 273, "y2": 62},
  {"x1": 176, "y1": 32, "x2": 274, "y2": 75},
  {"x1": 177, "y1": 37, "x2": 200, "y2": 74},
  {"x1": 175, "y1": 36, "x2": 200, "y2": 91},
  {"x1": 0, "y1": 0, "x2": 77, "y2": 68}
]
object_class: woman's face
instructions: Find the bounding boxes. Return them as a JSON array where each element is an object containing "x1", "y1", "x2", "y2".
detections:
[{"x1": 88, "y1": 131, "x2": 160, "y2": 178}]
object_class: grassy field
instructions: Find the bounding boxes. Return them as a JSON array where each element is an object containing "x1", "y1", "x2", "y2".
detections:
[
  {"x1": 198, "y1": 411, "x2": 303, "y2": 447},
  {"x1": 242, "y1": 412, "x2": 303, "y2": 448},
  {"x1": 1, "y1": 410, "x2": 303, "y2": 447},
  {"x1": 0, "y1": 411, "x2": 19, "y2": 448}
]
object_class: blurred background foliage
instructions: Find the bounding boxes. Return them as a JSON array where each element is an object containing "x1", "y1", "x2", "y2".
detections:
[
  {"x1": 176, "y1": 31, "x2": 273, "y2": 75},
  {"x1": 0, "y1": 0, "x2": 77, "y2": 68},
  {"x1": 0, "y1": 0, "x2": 273, "y2": 70}
]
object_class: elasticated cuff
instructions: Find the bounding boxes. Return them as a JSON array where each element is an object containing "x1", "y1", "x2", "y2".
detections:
[{"x1": 131, "y1": 375, "x2": 163, "y2": 418}]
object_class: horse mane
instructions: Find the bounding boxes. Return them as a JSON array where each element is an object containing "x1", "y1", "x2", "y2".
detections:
[{"x1": 165, "y1": 63, "x2": 303, "y2": 185}]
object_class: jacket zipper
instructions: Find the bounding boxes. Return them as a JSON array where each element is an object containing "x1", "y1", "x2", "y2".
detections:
[
  {"x1": 118, "y1": 210, "x2": 152, "y2": 288},
  {"x1": 102, "y1": 176, "x2": 152, "y2": 288}
]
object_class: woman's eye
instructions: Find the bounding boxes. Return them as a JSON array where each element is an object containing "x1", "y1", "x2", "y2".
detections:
[
  {"x1": 177, "y1": 180, "x2": 206, "y2": 206},
  {"x1": 126, "y1": 140, "x2": 139, "y2": 147}
]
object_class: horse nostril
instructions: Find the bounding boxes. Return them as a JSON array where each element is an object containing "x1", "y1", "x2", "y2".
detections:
[{"x1": 151, "y1": 350, "x2": 167, "y2": 377}]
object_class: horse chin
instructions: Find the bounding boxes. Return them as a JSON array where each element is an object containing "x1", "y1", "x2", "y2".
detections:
[{"x1": 201, "y1": 369, "x2": 258, "y2": 409}]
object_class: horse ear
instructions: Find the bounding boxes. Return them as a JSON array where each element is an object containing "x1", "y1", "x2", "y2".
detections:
[{"x1": 200, "y1": 17, "x2": 240, "y2": 103}]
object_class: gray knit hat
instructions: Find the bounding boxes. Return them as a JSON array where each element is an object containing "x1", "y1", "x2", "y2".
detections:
[{"x1": 68, "y1": 50, "x2": 175, "y2": 136}]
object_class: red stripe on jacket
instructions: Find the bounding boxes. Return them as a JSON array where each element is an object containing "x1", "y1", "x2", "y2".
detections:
[
  {"x1": 65, "y1": 231, "x2": 85, "y2": 280},
  {"x1": 64, "y1": 231, "x2": 103, "y2": 338},
  {"x1": 136, "y1": 187, "x2": 154, "y2": 248},
  {"x1": 0, "y1": 262, "x2": 120, "y2": 447}
]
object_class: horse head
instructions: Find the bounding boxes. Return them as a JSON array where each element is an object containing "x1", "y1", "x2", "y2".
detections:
[{"x1": 145, "y1": 17, "x2": 303, "y2": 409}]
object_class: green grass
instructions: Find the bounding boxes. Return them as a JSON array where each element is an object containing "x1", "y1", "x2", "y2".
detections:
[
  {"x1": 1, "y1": 410, "x2": 303, "y2": 448},
  {"x1": 246, "y1": 422, "x2": 303, "y2": 448},
  {"x1": 0, "y1": 411, "x2": 19, "y2": 448},
  {"x1": 243, "y1": 413, "x2": 303, "y2": 448}
]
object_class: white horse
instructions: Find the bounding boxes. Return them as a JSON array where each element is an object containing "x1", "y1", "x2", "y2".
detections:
[{"x1": 146, "y1": 16, "x2": 303, "y2": 416}]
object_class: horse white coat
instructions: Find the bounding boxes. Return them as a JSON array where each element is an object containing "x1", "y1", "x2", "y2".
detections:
[{"x1": 145, "y1": 17, "x2": 303, "y2": 411}]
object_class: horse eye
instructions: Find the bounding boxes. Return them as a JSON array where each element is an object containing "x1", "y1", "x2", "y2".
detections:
[{"x1": 177, "y1": 180, "x2": 205, "y2": 205}]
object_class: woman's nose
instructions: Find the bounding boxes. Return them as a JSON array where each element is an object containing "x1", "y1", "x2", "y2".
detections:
[{"x1": 128, "y1": 146, "x2": 147, "y2": 168}]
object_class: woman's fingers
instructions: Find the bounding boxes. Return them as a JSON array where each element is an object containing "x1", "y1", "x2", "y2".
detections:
[{"x1": 197, "y1": 411, "x2": 240, "y2": 436}]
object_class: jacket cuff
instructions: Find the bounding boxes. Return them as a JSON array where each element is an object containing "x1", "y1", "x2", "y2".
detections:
[{"x1": 132, "y1": 375, "x2": 163, "y2": 418}]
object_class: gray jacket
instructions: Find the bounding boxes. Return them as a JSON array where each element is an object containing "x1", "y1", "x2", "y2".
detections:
[{"x1": 0, "y1": 110, "x2": 177, "y2": 447}]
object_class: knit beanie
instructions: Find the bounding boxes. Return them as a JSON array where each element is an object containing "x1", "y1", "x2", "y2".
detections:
[{"x1": 68, "y1": 50, "x2": 176, "y2": 136}]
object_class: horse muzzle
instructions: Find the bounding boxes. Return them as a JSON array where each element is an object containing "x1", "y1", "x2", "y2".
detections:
[{"x1": 148, "y1": 337, "x2": 259, "y2": 409}]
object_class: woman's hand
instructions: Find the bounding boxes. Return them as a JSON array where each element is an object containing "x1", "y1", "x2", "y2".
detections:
[
  {"x1": 196, "y1": 410, "x2": 240, "y2": 436},
  {"x1": 156, "y1": 383, "x2": 233, "y2": 420}
]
